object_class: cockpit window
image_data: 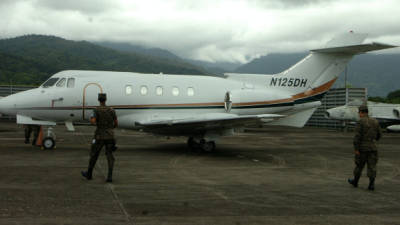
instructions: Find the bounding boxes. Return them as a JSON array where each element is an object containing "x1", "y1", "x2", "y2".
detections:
[
  {"x1": 42, "y1": 78, "x2": 59, "y2": 88},
  {"x1": 56, "y1": 78, "x2": 66, "y2": 87},
  {"x1": 67, "y1": 78, "x2": 75, "y2": 88}
]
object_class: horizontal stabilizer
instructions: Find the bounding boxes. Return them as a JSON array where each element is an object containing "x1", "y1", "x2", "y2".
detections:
[{"x1": 311, "y1": 42, "x2": 397, "y2": 55}]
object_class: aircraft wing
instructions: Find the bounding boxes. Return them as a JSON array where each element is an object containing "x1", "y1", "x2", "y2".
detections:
[{"x1": 134, "y1": 113, "x2": 284, "y2": 135}]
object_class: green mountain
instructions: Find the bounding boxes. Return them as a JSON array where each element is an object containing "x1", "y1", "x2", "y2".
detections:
[
  {"x1": 97, "y1": 41, "x2": 181, "y2": 60},
  {"x1": 97, "y1": 41, "x2": 241, "y2": 75},
  {"x1": 0, "y1": 35, "x2": 206, "y2": 85},
  {"x1": 234, "y1": 52, "x2": 400, "y2": 97},
  {"x1": 235, "y1": 53, "x2": 307, "y2": 74},
  {"x1": 186, "y1": 59, "x2": 242, "y2": 75},
  {"x1": 336, "y1": 54, "x2": 400, "y2": 97}
]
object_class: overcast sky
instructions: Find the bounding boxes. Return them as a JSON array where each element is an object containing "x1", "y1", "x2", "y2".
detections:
[{"x1": 0, "y1": 0, "x2": 399, "y2": 63}]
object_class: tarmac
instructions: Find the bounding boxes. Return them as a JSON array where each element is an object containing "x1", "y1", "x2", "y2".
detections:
[{"x1": 0, "y1": 120, "x2": 400, "y2": 225}]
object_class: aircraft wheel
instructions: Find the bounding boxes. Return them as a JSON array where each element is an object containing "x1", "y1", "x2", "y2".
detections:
[
  {"x1": 201, "y1": 140, "x2": 216, "y2": 152},
  {"x1": 42, "y1": 137, "x2": 56, "y2": 150}
]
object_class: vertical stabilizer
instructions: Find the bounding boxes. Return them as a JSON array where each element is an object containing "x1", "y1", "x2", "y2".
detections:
[{"x1": 273, "y1": 32, "x2": 396, "y2": 95}]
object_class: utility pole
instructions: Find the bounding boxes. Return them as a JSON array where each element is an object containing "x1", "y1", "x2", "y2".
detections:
[
  {"x1": 344, "y1": 66, "x2": 348, "y2": 132},
  {"x1": 344, "y1": 66, "x2": 348, "y2": 105},
  {"x1": 9, "y1": 79, "x2": 13, "y2": 95}
]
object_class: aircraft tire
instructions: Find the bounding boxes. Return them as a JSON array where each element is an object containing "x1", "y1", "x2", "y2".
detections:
[
  {"x1": 201, "y1": 141, "x2": 216, "y2": 152},
  {"x1": 42, "y1": 137, "x2": 56, "y2": 150}
]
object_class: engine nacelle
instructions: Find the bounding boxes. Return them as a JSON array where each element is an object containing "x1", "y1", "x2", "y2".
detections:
[
  {"x1": 393, "y1": 107, "x2": 400, "y2": 119},
  {"x1": 387, "y1": 124, "x2": 400, "y2": 132},
  {"x1": 325, "y1": 105, "x2": 359, "y2": 121}
]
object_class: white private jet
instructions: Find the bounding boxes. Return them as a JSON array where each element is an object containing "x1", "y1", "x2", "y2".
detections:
[
  {"x1": 325, "y1": 99, "x2": 400, "y2": 131},
  {"x1": 0, "y1": 32, "x2": 396, "y2": 150}
]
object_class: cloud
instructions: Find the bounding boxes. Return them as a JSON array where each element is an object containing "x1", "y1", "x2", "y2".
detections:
[
  {"x1": 249, "y1": 0, "x2": 335, "y2": 9},
  {"x1": 35, "y1": 0, "x2": 119, "y2": 14},
  {"x1": 0, "y1": 0, "x2": 399, "y2": 63}
]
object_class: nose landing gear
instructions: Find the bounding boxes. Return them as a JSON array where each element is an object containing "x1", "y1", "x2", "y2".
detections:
[{"x1": 40, "y1": 127, "x2": 56, "y2": 150}]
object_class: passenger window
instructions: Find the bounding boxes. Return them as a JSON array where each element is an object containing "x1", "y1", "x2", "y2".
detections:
[
  {"x1": 56, "y1": 78, "x2": 66, "y2": 87},
  {"x1": 140, "y1": 86, "x2": 148, "y2": 95},
  {"x1": 187, "y1": 87, "x2": 194, "y2": 96},
  {"x1": 156, "y1": 86, "x2": 163, "y2": 96},
  {"x1": 42, "y1": 78, "x2": 59, "y2": 88},
  {"x1": 67, "y1": 78, "x2": 75, "y2": 88},
  {"x1": 126, "y1": 85, "x2": 133, "y2": 95},
  {"x1": 172, "y1": 87, "x2": 179, "y2": 96}
]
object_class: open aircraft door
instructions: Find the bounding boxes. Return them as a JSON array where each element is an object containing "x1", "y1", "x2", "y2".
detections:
[{"x1": 82, "y1": 83, "x2": 103, "y2": 120}]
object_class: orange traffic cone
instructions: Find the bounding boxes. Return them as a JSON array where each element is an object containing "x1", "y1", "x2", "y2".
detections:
[{"x1": 36, "y1": 126, "x2": 44, "y2": 148}]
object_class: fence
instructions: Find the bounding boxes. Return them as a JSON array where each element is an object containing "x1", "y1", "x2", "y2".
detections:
[{"x1": 0, "y1": 85, "x2": 36, "y2": 120}]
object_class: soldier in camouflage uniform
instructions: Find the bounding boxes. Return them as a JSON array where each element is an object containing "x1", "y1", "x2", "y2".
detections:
[
  {"x1": 81, "y1": 93, "x2": 118, "y2": 182},
  {"x1": 348, "y1": 105, "x2": 381, "y2": 191},
  {"x1": 24, "y1": 124, "x2": 41, "y2": 145}
]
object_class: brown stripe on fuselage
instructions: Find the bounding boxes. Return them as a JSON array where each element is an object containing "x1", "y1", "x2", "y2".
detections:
[{"x1": 29, "y1": 78, "x2": 338, "y2": 110}]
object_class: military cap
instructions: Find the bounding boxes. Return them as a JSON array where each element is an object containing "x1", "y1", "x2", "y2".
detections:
[
  {"x1": 358, "y1": 105, "x2": 368, "y2": 113},
  {"x1": 98, "y1": 93, "x2": 107, "y2": 102}
]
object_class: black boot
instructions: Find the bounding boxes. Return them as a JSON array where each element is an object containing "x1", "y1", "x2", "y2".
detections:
[
  {"x1": 348, "y1": 175, "x2": 360, "y2": 188},
  {"x1": 106, "y1": 169, "x2": 113, "y2": 183},
  {"x1": 368, "y1": 178, "x2": 375, "y2": 191},
  {"x1": 81, "y1": 168, "x2": 93, "y2": 180},
  {"x1": 25, "y1": 138, "x2": 30, "y2": 144}
]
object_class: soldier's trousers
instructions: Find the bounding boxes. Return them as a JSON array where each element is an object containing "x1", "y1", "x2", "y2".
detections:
[
  {"x1": 24, "y1": 126, "x2": 32, "y2": 140},
  {"x1": 353, "y1": 151, "x2": 378, "y2": 179},
  {"x1": 88, "y1": 139, "x2": 115, "y2": 171},
  {"x1": 24, "y1": 125, "x2": 40, "y2": 144}
]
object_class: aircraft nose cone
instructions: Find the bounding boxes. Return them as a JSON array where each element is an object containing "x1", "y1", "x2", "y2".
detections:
[{"x1": 0, "y1": 96, "x2": 12, "y2": 115}]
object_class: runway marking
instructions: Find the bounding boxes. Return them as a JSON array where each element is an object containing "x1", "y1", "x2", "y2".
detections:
[{"x1": 97, "y1": 159, "x2": 135, "y2": 225}]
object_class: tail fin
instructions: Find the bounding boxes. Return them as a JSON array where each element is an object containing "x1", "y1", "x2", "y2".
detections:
[{"x1": 276, "y1": 32, "x2": 397, "y2": 94}]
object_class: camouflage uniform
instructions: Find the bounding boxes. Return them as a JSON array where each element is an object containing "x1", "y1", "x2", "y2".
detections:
[
  {"x1": 87, "y1": 105, "x2": 117, "y2": 181},
  {"x1": 353, "y1": 116, "x2": 381, "y2": 180},
  {"x1": 24, "y1": 125, "x2": 40, "y2": 145}
]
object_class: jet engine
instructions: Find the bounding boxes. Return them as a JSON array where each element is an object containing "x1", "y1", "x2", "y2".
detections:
[
  {"x1": 393, "y1": 108, "x2": 400, "y2": 119},
  {"x1": 387, "y1": 124, "x2": 400, "y2": 132},
  {"x1": 324, "y1": 111, "x2": 331, "y2": 119}
]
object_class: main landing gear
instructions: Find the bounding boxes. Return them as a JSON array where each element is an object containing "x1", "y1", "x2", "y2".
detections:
[{"x1": 187, "y1": 137, "x2": 216, "y2": 153}]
